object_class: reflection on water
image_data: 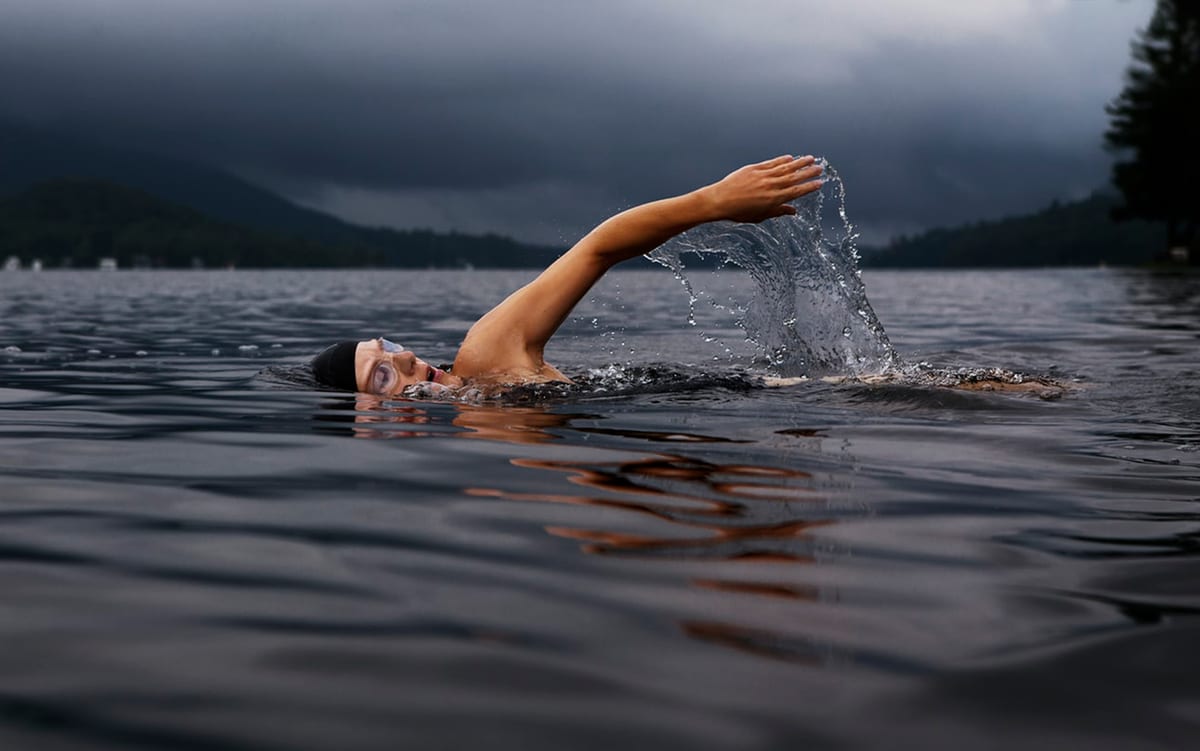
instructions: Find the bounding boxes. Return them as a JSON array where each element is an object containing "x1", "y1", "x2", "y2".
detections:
[
  {"x1": 340, "y1": 397, "x2": 852, "y2": 663},
  {"x1": 1120, "y1": 269, "x2": 1200, "y2": 317},
  {"x1": 482, "y1": 456, "x2": 831, "y2": 559}
]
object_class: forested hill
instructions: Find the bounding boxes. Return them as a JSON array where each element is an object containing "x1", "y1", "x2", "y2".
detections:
[
  {"x1": 860, "y1": 192, "x2": 1167, "y2": 268},
  {"x1": 0, "y1": 122, "x2": 561, "y2": 268},
  {"x1": 2, "y1": 122, "x2": 1175, "y2": 271},
  {"x1": 0, "y1": 121, "x2": 355, "y2": 240},
  {"x1": 0, "y1": 179, "x2": 556, "y2": 269}
]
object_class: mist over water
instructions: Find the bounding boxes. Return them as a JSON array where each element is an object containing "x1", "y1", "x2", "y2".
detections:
[{"x1": 649, "y1": 160, "x2": 899, "y2": 377}]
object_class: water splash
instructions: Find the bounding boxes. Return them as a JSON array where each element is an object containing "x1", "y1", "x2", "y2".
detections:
[
  {"x1": 648, "y1": 159, "x2": 899, "y2": 377},
  {"x1": 263, "y1": 362, "x2": 760, "y2": 405}
]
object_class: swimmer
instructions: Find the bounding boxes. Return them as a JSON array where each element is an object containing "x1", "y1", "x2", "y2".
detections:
[{"x1": 311, "y1": 155, "x2": 825, "y2": 396}]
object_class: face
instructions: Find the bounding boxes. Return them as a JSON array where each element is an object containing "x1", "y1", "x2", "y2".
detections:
[{"x1": 354, "y1": 338, "x2": 451, "y2": 396}]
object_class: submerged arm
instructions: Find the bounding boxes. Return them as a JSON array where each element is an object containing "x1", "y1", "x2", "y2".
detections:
[{"x1": 455, "y1": 155, "x2": 824, "y2": 375}]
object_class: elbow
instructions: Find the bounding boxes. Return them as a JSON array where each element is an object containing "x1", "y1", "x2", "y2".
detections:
[{"x1": 567, "y1": 235, "x2": 623, "y2": 272}]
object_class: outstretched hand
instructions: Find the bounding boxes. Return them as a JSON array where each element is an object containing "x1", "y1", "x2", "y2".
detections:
[{"x1": 700, "y1": 155, "x2": 824, "y2": 224}]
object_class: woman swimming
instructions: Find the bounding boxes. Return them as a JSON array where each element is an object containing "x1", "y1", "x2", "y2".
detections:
[{"x1": 311, "y1": 155, "x2": 825, "y2": 396}]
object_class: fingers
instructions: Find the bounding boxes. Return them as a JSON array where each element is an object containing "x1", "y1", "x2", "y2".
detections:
[
  {"x1": 761, "y1": 154, "x2": 816, "y2": 173},
  {"x1": 770, "y1": 163, "x2": 822, "y2": 185},
  {"x1": 766, "y1": 166, "x2": 823, "y2": 198},
  {"x1": 767, "y1": 162, "x2": 821, "y2": 191},
  {"x1": 781, "y1": 179, "x2": 824, "y2": 202}
]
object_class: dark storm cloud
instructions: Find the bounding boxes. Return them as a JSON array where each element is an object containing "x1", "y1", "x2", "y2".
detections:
[{"x1": 0, "y1": 1, "x2": 1153, "y2": 244}]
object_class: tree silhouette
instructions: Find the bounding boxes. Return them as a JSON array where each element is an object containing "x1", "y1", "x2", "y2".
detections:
[{"x1": 1105, "y1": 0, "x2": 1200, "y2": 255}]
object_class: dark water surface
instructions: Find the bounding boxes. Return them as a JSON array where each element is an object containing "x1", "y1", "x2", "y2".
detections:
[{"x1": 1, "y1": 268, "x2": 1198, "y2": 750}]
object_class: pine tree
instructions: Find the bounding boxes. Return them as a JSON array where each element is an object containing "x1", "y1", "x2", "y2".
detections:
[{"x1": 1104, "y1": 0, "x2": 1200, "y2": 255}]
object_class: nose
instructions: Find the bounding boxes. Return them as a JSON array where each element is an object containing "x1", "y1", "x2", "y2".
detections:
[{"x1": 394, "y1": 351, "x2": 417, "y2": 374}]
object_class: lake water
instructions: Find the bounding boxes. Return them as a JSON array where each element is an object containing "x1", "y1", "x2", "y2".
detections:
[{"x1": 1, "y1": 267, "x2": 1198, "y2": 750}]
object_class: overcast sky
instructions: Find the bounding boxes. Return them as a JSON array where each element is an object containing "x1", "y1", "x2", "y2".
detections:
[{"x1": 1, "y1": 0, "x2": 1154, "y2": 245}]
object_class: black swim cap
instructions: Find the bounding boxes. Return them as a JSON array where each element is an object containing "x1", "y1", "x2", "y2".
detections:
[{"x1": 311, "y1": 340, "x2": 360, "y2": 391}]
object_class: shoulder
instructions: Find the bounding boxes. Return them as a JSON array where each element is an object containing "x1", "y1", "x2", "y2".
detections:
[{"x1": 451, "y1": 335, "x2": 570, "y2": 385}]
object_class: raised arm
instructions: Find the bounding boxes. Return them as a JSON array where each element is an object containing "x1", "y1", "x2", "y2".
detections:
[{"x1": 452, "y1": 155, "x2": 824, "y2": 381}]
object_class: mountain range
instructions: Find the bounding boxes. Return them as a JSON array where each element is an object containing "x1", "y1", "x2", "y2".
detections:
[
  {"x1": 0, "y1": 121, "x2": 1175, "y2": 269},
  {"x1": 0, "y1": 121, "x2": 561, "y2": 268}
]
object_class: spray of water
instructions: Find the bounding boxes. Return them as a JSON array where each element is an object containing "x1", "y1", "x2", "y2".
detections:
[{"x1": 647, "y1": 159, "x2": 899, "y2": 377}]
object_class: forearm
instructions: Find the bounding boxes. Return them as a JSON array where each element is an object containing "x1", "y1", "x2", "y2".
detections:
[
  {"x1": 463, "y1": 198, "x2": 707, "y2": 360},
  {"x1": 573, "y1": 189, "x2": 719, "y2": 269},
  {"x1": 572, "y1": 154, "x2": 823, "y2": 269}
]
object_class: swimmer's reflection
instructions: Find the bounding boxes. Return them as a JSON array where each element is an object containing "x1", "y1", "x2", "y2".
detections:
[
  {"x1": 344, "y1": 394, "x2": 593, "y2": 443},
  {"x1": 335, "y1": 396, "x2": 847, "y2": 663},
  {"x1": 469, "y1": 448, "x2": 845, "y2": 663},
  {"x1": 470, "y1": 455, "x2": 831, "y2": 561}
]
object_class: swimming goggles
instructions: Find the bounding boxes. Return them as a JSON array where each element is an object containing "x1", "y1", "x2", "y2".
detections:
[{"x1": 367, "y1": 338, "x2": 408, "y2": 394}]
